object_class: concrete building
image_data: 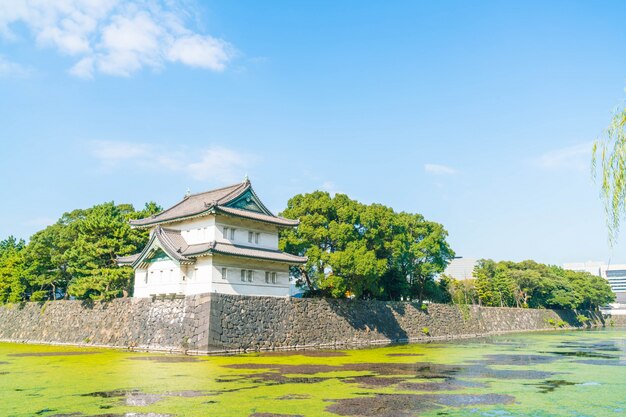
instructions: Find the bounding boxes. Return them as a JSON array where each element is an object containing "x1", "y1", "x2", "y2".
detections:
[
  {"x1": 563, "y1": 261, "x2": 626, "y2": 305},
  {"x1": 118, "y1": 179, "x2": 307, "y2": 298},
  {"x1": 443, "y1": 257, "x2": 478, "y2": 280}
]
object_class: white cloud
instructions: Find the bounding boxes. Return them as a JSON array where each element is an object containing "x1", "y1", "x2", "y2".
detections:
[
  {"x1": 0, "y1": 0, "x2": 234, "y2": 78},
  {"x1": 0, "y1": 54, "x2": 31, "y2": 77},
  {"x1": 89, "y1": 140, "x2": 253, "y2": 183},
  {"x1": 424, "y1": 163, "x2": 457, "y2": 175},
  {"x1": 320, "y1": 181, "x2": 340, "y2": 196},
  {"x1": 536, "y1": 142, "x2": 591, "y2": 171}
]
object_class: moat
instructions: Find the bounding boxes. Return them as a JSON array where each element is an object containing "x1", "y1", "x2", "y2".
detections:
[{"x1": 2, "y1": 328, "x2": 626, "y2": 417}]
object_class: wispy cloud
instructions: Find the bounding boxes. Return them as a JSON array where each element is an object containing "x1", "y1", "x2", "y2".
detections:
[
  {"x1": 320, "y1": 180, "x2": 341, "y2": 196},
  {"x1": 0, "y1": 54, "x2": 31, "y2": 77},
  {"x1": 89, "y1": 140, "x2": 253, "y2": 183},
  {"x1": 536, "y1": 142, "x2": 592, "y2": 171},
  {"x1": 424, "y1": 163, "x2": 457, "y2": 175},
  {"x1": 0, "y1": 1, "x2": 234, "y2": 78}
]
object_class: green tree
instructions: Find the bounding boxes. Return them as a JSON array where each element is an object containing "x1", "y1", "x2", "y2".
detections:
[
  {"x1": 0, "y1": 236, "x2": 28, "y2": 303},
  {"x1": 66, "y1": 202, "x2": 160, "y2": 300},
  {"x1": 280, "y1": 191, "x2": 454, "y2": 301},
  {"x1": 0, "y1": 201, "x2": 161, "y2": 303},
  {"x1": 390, "y1": 213, "x2": 455, "y2": 304},
  {"x1": 474, "y1": 259, "x2": 614, "y2": 310}
]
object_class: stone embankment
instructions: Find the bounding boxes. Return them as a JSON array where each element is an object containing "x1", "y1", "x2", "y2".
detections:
[
  {"x1": 0, "y1": 294, "x2": 211, "y2": 352},
  {"x1": 0, "y1": 293, "x2": 606, "y2": 354}
]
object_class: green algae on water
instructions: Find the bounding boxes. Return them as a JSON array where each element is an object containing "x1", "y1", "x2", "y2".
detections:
[{"x1": 1, "y1": 329, "x2": 626, "y2": 417}]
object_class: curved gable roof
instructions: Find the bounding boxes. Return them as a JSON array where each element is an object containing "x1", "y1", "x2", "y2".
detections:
[{"x1": 130, "y1": 180, "x2": 298, "y2": 228}]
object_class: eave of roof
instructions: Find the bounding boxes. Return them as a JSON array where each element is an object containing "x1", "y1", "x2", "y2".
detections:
[
  {"x1": 119, "y1": 226, "x2": 306, "y2": 268},
  {"x1": 129, "y1": 180, "x2": 299, "y2": 229},
  {"x1": 215, "y1": 206, "x2": 299, "y2": 227},
  {"x1": 176, "y1": 241, "x2": 306, "y2": 264},
  {"x1": 116, "y1": 253, "x2": 140, "y2": 265}
]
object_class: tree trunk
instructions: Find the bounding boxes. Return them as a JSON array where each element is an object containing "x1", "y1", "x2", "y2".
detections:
[{"x1": 300, "y1": 267, "x2": 314, "y2": 291}]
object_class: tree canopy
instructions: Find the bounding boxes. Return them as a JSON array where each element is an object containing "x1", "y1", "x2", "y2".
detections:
[
  {"x1": 279, "y1": 191, "x2": 455, "y2": 302},
  {"x1": 467, "y1": 259, "x2": 614, "y2": 310},
  {"x1": 0, "y1": 201, "x2": 160, "y2": 302}
]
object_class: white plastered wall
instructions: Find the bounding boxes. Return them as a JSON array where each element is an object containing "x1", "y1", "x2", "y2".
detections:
[
  {"x1": 163, "y1": 216, "x2": 216, "y2": 245},
  {"x1": 184, "y1": 257, "x2": 213, "y2": 295},
  {"x1": 211, "y1": 255, "x2": 291, "y2": 297},
  {"x1": 134, "y1": 259, "x2": 182, "y2": 298},
  {"x1": 215, "y1": 216, "x2": 280, "y2": 250}
]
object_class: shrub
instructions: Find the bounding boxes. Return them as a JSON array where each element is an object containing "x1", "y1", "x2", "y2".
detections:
[
  {"x1": 557, "y1": 320, "x2": 567, "y2": 328},
  {"x1": 576, "y1": 314, "x2": 590, "y2": 325},
  {"x1": 422, "y1": 327, "x2": 430, "y2": 336},
  {"x1": 30, "y1": 291, "x2": 48, "y2": 302}
]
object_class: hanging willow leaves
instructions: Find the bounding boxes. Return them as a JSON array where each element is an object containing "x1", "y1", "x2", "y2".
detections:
[{"x1": 593, "y1": 108, "x2": 626, "y2": 244}]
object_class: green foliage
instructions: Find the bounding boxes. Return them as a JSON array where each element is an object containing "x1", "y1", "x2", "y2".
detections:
[
  {"x1": 592, "y1": 110, "x2": 626, "y2": 243},
  {"x1": 546, "y1": 318, "x2": 557, "y2": 327},
  {"x1": 280, "y1": 191, "x2": 454, "y2": 301},
  {"x1": 576, "y1": 314, "x2": 591, "y2": 325},
  {"x1": 556, "y1": 320, "x2": 567, "y2": 328},
  {"x1": 446, "y1": 276, "x2": 478, "y2": 306},
  {"x1": 0, "y1": 201, "x2": 161, "y2": 303},
  {"x1": 421, "y1": 327, "x2": 430, "y2": 336},
  {"x1": 0, "y1": 236, "x2": 28, "y2": 303},
  {"x1": 471, "y1": 259, "x2": 614, "y2": 311}
]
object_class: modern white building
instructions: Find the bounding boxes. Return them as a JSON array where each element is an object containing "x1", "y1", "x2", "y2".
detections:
[
  {"x1": 443, "y1": 257, "x2": 478, "y2": 281},
  {"x1": 563, "y1": 261, "x2": 626, "y2": 305},
  {"x1": 118, "y1": 179, "x2": 307, "y2": 298}
]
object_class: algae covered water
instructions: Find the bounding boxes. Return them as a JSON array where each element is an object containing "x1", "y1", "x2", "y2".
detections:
[{"x1": 1, "y1": 329, "x2": 625, "y2": 417}]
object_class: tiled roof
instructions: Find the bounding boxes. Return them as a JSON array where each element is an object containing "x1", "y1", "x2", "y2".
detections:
[
  {"x1": 153, "y1": 227, "x2": 191, "y2": 262},
  {"x1": 208, "y1": 242, "x2": 307, "y2": 263},
  {"x1": 117, "y1": 253, "x2": 140, "y2": 265},
  {"x1": 216, "y1": 206, "x2": 299, "y2": 226},
  {"x1": 130, "y1": 182, "x2": 248, "y2": 227},
  {"x1": 119, "y1": 226, "x2": 306, "y2": 267},
  {"x1": 129, "y1": 180, "x2": 299, "y2": 228}
]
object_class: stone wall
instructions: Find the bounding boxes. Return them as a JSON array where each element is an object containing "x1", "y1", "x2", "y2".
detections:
[
  {"x1": 604, "y1": 313, "x2": 626, "y2": 328},
  {"x1": 208, "y1": 294, "x2": 604, "y2": 351},
  {"x1": 0, "y1": 293, "x2": 606, "y2": 354},
  {"x1": 0, "y1": 294, "x2": 211, "y2": 352}
]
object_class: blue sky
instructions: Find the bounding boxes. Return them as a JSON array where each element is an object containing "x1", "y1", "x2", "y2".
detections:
[{"x1": 2, "y1": 1, "x2": 626, "y2": 265}]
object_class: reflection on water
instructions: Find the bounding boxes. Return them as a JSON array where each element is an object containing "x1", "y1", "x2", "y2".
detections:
[{"x1": 1, "y1": 328, "x2": 626, "y2": 417}]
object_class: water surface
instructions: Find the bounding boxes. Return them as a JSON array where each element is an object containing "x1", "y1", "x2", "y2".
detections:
[{"x1": 2, "y1": 329, "x2": 626, "y2": 416}]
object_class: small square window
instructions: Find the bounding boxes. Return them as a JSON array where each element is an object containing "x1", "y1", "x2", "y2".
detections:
[
  {"x1": 222, "y1": 267, "x2": 227, "y2": 280},
  {"x1": 247, "y1": 270, "x2": 253, "y2": 282},
  {"x1": 224, "y1": 227, "x2": 229, "y2": 238},
  {"x1": 248, "y1": 231, "x2": 253, "y2": 243},
  {"x1": 272, "y1": 272, "x2": 277, "y2": 284},
  {"x1": 241, "y1": 269, "x2": 246, "y2": 282},
  {"x1": 230, "y1": 228, "x2": 236, "y2": 240},
  {"x1": 265, "y1": 271, "x2": 270, "y2": 283},
  {"x1": 255, "y1": 232, "x2": 260, "y2": 244}
]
